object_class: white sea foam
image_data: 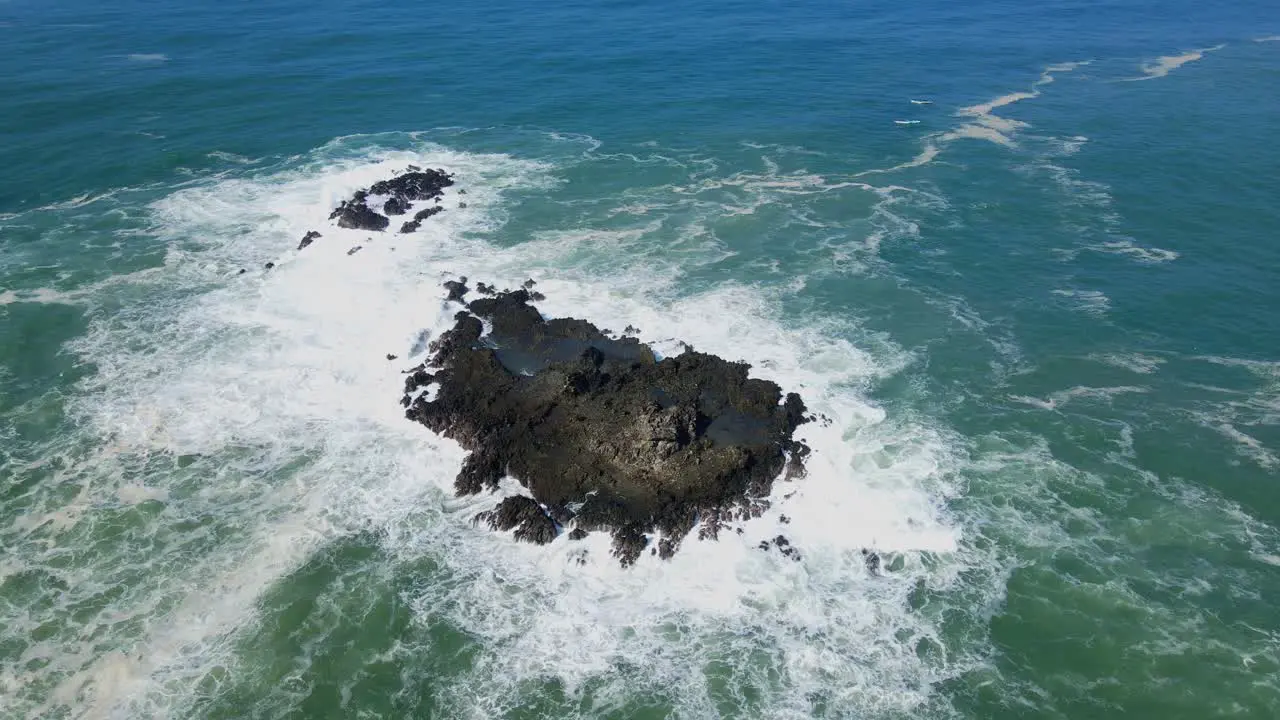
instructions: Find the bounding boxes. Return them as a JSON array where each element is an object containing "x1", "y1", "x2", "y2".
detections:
[
  {"x1": 13, "y1": 139, "x2": 970, "y2": 718},
  {"x1": 207, "y1": 151, "x2": 258, "y2": 165},
  {"x1": 1026, "y1": 156, "x2": 1181, "y2": 266},
  {"x1": 943, "y1": 61, "x2": 1091, "y2": 148},
  {"x1": 1052, "y1": 288, "x2": 1112, "y2": 316},
  {"x1": 1120, "y1": 45, "x2": 1225, "y2": 81},
  {"x1": 1184, "y1": 356, "x2": 1280, "y2": 467},
  {"x1": 909, "y1": 99, "x2": 932, "y2": 105},
  {"x1": 0, "y1": 287, "x2": 82, "y2": 306},
  {"x1": 0, "y1": 269, "x2": 166, "y2": 307},
  {"x1": 35, "y1": 190, "x2": 120, "y2": 211},
  {"x1": 1092, "y1": 352, "x2": 1166, "y2": 375},
  {"x1": 1009, "y1": 385, "x2": 1147, "y2": 411},
  {"x1": 1255, "y1": 35, "x2": 1280, "y2": 43},
  {"x1": 869, "y1": 60, "x2": 1090, "y2": 175},
  {"x1": 1089, "y1": 239, "x2": 1180, "y2": 263},
  {"x1": 126, "y1": 53, "x2": 168, "y2": 63},
  {"x1": 894, "y1": 119, "x2": 921, "y2": 125},
  {"x1": 855, "y1": 143, "x2": 941, "y2": 177},
  {"x1": 1215, "y1": 423, "x2": 1278, "y2": 469}
]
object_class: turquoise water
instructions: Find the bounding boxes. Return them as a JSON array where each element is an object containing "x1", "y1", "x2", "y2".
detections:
[{"x1": 3, "y1": 1, "x2": 1280, "y2": 718}]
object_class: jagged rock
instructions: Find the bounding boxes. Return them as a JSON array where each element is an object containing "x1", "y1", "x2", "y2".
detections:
[
  {"x1": 414, "y1": 206, "x2": 444, "y2": 222},
  {"x1": 568, "y1": 528, "x2": 588, "y2": 541},
  {"x1": 298, "y1": 230, "x2": 321, "y2": 250},
  {"x1": 757, "y1": 534, "x2": 802, "y2": 561},
  {"x1": 403, "y1": 280, "x2": 810, "y2": 567},
  {"x1": 399, "y1": 220, "x2": 420, "y2": 234},
  {"x1": 330, "y1": 199, "x2": 389, "y2": 231},
  {"x1": 264, "y1": 262, "x2": 275, "y2": 270},
  {"x1": 384, "y1": 197, "x2": 409, "y2": 216},
  {"x1": 369, "y1": 170, "x2": 454, "y2": 202},
  {"x1": 474, "y1": 496, "x2": 558, "y2": 545},
  {"x1": 386, "y1": 354, "x2": 398, "y2": 361},
  {"x1": 444, "y1": 280, "x2": 469, "y2": 302},
  {"x1": 347, "y1": 246, "x2": 362, "y2": 256},
  {"x1": 328, "y1": 169, "x2": 454, "y2": 233}
]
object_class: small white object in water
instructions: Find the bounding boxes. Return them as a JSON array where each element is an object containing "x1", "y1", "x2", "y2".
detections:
[
  {"x1": 909, "y1": 99, "x2": 932, "y2": 105},
  {"x1": 894, "y1": 120, "x2": 921, "y2": 125}
]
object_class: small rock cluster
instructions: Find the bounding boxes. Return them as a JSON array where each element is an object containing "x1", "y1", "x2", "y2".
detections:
[{"x1": 328, "y1": 167, "x2": 454, "y2": 233}]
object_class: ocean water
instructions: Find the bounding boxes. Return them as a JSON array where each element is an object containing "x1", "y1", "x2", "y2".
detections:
[{"x1": 2, "y1": 1, "x2": 1280, "y2": 718}]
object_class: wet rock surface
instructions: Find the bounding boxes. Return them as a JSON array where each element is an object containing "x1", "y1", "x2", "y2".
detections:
[
  {"x1": 282, "y1": 169, "x2": 455, "y2": 269},
  {"x1": 325, "y1": 168, "x2": 454, "y2": 233},
  {"x1": 329, "y1": 193, "x2": 389, "y2": 231},
  {"x1": 758, "y1": 534, "x2": 802, "y2": 561},
  {"x1": 403, "y1": 280, "x2": 811, "y2": 566},
  {"x1": 474, "y1": 496, "x2": 558, "y2": 545},
  {"x1": 298, "y1": 230, "x2": 321, "y2": 250}
]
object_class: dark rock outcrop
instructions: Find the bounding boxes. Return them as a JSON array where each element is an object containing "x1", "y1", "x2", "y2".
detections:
[
  {"x1": 298, "y1": 230, "x2": 322, "y2": 250},
  {"x1": 369, "y1": 170, "x2": 453, "y2": 203},
  {"x1": 403, "y1": 280, "x2": 810, "y2": 566},
  {"x1": 326, "y1": 169, "x2": 455, "y2": 233},
  {"x1": 443, "y1": 280, "x2": 469, "y2": 302},
  {"x1": 384, "y1": 197, "x2": 409, "y2": 216},
  {"x1": 414, "y1": 206, "x2": 444, "y2": 222},
  {"x1": 474, "y1": 496, "x2": 558, "y2": 545},
  {"x1": 330, "y1": 197, "x2": 389, "y2": 231}
]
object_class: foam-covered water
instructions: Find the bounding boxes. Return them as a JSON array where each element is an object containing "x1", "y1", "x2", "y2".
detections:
[{"x1": 2, "y1": 139, "x2": 978, "y2": 718}]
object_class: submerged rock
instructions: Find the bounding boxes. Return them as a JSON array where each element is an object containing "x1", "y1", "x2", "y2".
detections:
[
  {"x1": 443, "y1": 280, "x2": 469, "y2": 302},
  {"x1": 298, "y1": 230, "x2": 322, "y2": 250},
  {"x1": 403, "y1": 280, "x2": 810, "y2": 566}
]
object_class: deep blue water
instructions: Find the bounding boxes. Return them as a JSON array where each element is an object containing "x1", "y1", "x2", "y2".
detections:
[{"x1": 3, "y1": 1, "x2": 1280, "y2": 718}]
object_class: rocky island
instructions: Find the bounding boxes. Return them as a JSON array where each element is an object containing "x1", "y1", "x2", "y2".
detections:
[
  {"x1": 401, "y1": 279, "x2": 811, "y2": 566},
  {"x1": 290, "y1": 166, "x2": 814, "y2": 567}
]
